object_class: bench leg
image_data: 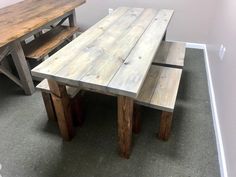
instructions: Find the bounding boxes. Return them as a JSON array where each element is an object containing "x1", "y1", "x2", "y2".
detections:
[
  {"x1": 133, "y1": 104, "x2": 141, "y2": 134},
  {"x1": 117, "y1": 96, "x2": 133, "y2": 159},
  {"x1": 71, "y1": 95, "x2": 85, "y2": 127},
  {"x1": 41, "y1": 92, "x2": 57, "y2": 121},
  {"x1": 48, "y1": 80, "x2": 75, "y2": 141},
  {"x1": 158, "y1": 111, "x2": 173, "y2": 141}
]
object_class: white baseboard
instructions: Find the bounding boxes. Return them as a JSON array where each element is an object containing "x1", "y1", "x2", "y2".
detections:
[{"x1": 170, "y1": 41, "x2": 228, "y2": 177}]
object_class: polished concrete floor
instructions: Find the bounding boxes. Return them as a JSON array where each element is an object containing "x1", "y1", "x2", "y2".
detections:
[{"x1": 0, "y1": 49, "x2": 220, "y2": 177}]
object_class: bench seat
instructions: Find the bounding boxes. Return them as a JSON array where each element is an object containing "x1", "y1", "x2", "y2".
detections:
[
  {"x1": 152, "y1": 41, "x2": 185, "y2": 68},
  {"x1": 136, "y1": 65, "x2": 182, "y2": 112},
  {"x1": 36, "y1": 79, "x2": 80, "y2": 98},
  {"x1": 24, "y1": 25, "x2": 79, "y2": 61}
]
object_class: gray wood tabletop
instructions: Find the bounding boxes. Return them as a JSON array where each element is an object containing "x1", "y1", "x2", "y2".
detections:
[{"x1": 32, "y1": 7, "x2": 174, "y2": 98}]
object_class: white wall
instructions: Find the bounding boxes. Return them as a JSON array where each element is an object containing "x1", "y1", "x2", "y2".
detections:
[
  {"x1": 207, "y1": 1, "x2": 236, "y2": 177},
  {"x1": 75, "y1": 0, "x2": 215, "y2": 43},
  {"x1": 0, "y1": 0, "x2": 22, "y2": 8}
]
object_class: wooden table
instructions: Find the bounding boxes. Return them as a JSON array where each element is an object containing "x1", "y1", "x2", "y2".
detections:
[
  {"x1": 0, "y1": 0, "x2": 85, "y2": 95},
  {"x1": 32, "y1": 7, "x2": 174, "y2": 158}
]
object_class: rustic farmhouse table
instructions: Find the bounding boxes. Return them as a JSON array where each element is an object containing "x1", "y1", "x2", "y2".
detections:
[
  {"x1": 32, "y1": 7, "x2": 174, "y2": 158},
  {"x1": 0, "y1": 0, "x2": 85, "y2": 95}
]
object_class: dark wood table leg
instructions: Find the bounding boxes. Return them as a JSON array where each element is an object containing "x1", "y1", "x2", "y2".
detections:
[
  {"x1": 117, "y1": 96, "x2": 133, "y2": 159},
  {"x1": 48, "y1": 80, "x2": 75, "y2": 141}
]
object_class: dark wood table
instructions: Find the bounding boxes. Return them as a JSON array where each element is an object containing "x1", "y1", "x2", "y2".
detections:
[{"x1": 0, "y1": 0, "x2": 85, "y2": 94}]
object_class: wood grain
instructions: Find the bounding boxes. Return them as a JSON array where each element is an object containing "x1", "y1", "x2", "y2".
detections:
[
  {"x1": 41, "y1": 92, "x2": 57, "y2": 121},
  {"x1": 152, "y1": 41, "x2": 185, "y2": 68},
  {"x1": 24, "y1": 26, "x2": 79, "y2": 60},
  {"x1": 36, "y1": 79, "x2": 80, "y2": 98},
  {"x1": 0, "y1": 0, "x2": 85, "y2": 47},
  {"x1": 136, "y1": 65, "x2": 182, "y2": 112},
  {"x1": 117, "y1": 96, "x2": 134, "y2": 159},
  {"x1": 11, "y1": 41, "x2": 35, "y2": 95},
  {"x1": 158, "y1": 111, "x2": 173, "y2": 141},
  {"x1": 108, "y1": 9, "x2": 174, "y2": 98},
  {"x1": 48, "y1": 80, "x2": 75, "y2": 141},
  {"x1": 32, "y1": 7, "x2": 129, "y2": 78},
  {"x1": 32, "y1": 8, "x2": 174, "y2": 99}
]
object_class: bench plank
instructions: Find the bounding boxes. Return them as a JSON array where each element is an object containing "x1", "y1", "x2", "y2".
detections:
[
  {"x1": 24, "y1": 26, "x2": 79, "y2": 60},
  {"x1": 153, "y1": 41, "x2": 185, "y2": 68},
  {"x1": 136, "y1": 65, "x2": 182, "y2": 112},
  {"x1": 36, "y1": 79, "x2": 79, "y2": 98},
  {"x1": 108, "y1": 9, "x2": 174, "y2": 98}
]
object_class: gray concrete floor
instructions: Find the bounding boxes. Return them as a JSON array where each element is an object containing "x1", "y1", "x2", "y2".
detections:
[{"x1": 0, "y1": 49, "x2": 220, "y2": 177}]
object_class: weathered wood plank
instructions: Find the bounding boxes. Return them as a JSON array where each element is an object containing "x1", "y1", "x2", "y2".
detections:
[
  {"x1": 48, "y1": 8, "x2": 145, "y2": 87},
  {"x1": 32, "y1": 7, "x2": 130, "y2": 78},
  {"x1": 108, "y1": 9, "x2": 174, "y2": 98},
  {"x1": 24, "y1": 26, "x2": 79, "y2": 60},
  {"x1": 78, "y1": 9, "x2": 157, "y2": 91},
  {"x1": 36, "y1": 79, "x2": 80, "y2": 98},
  {"x1": 152, "y1": 41, "x2": 185, "y2": 68},
  {"x1": 136, "y1": 65, "x2": 182, "y2": 112},
  {"x1": 0, "y1": 0, "x2": 85, "y2": 47},
  {"x1": 117, "y1": 96, "x2": 134, "y2": 159}
]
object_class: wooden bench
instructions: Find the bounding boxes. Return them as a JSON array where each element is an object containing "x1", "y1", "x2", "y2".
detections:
[
  {"x1": 132, "y1": 41, "x2": 186, "y2": 140},
  {"x1": 134, "y1": 65, "x2": 183, "y2": 140},
  {"x1": 37, "y1": 79, "x2": 83, "y2": 125},
  {"x1": 152, "y1": 41, "x2": 185, "y2": 68},
  {"x1": 23, "y1": 25, "x2": 79, "y2": 61}
]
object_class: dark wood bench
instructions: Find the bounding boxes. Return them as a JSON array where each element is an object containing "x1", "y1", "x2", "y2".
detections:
[{"x1": 23, "y1": 25, "x2": 79, "y2": 61}]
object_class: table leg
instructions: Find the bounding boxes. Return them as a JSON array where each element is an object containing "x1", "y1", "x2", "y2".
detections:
[
  {"x1": 69, "y1": 9, "x2": 78, "y2": 39},
  {"x1": 11, "y1": 41, "x2": 35, "y2": 95},
  {"x1": 48, "y1": 80, "x2": 75, "y2": 141},
  {"x1": 117, "y1": 96, "x2": 133, "y2": 159}
]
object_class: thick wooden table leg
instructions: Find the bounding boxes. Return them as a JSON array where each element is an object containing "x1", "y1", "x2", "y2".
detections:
[
  {"x1": 48, "y1": 80, "x2": 75, "y2": 141},
  {"x1": 133, "y1": 104, "x2": 141, "y2": 134},
  {"x1": 158, "y1": 111, "x2": 173, "y2": 141},
  {"x1": 11, "y1": 41, "x2": 35, "y2": 95},
  {"x1": 117, "y1": 96, "x2": 133, "y2": 159},
  {"x1": 41, "y1": 92, "x2": 57, "y2": 121}
]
